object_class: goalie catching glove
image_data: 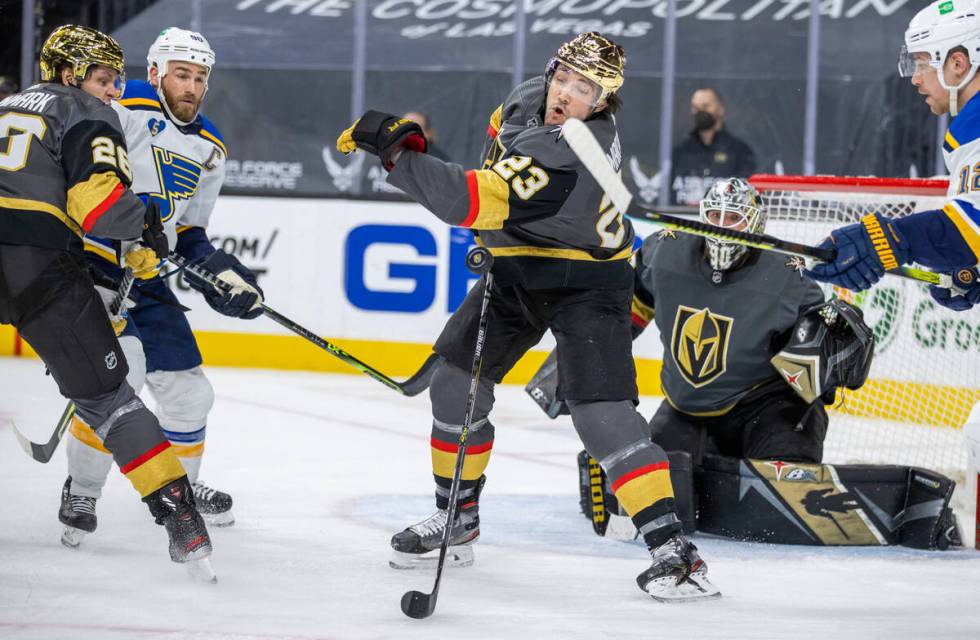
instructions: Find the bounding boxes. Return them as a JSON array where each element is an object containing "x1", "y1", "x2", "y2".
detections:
[
  {"x1": 183, "y1": 250, "x2": 264, "y2": 319},
  {"x1": 336, "y1": 110, "x2": 427, "y2": 170},
  {"x1": 770, "y1": 299, "x2": 874, "y2": 404}
]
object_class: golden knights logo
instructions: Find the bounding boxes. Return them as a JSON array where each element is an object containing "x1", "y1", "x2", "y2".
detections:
[
  {"x1": 670, "y1": 305, "x2": 733, "y2": 388},
  {"x1": 150, "y1": 145, "x2": 203, "y2": 221}
]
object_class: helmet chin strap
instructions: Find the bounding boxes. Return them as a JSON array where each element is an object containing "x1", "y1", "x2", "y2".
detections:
[
  {"x1": 943, "y1": 63, "x2": 979, "y2": 117},
  {"x1": 156, "y1": 83, "x2": 197, "y2": 126}
]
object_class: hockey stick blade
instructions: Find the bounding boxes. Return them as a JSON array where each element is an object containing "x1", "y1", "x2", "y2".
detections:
[
  {"x1": 560, "y1": 118, "x2": 948, "y2": 289},
  {"x1": 400, "y1": 589, "x2": 436, "y2": 619},
  {"x1": 11, "y1": 402, "x2": 75, "y2": 463}
]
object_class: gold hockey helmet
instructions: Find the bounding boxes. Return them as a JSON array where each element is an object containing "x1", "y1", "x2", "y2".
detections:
[
  {"x1": 39, "y1": 25, "x2": 125, "y2": 85},
  {"x1": 548, "y1": 32, "x2": 626, "y2": 103}
]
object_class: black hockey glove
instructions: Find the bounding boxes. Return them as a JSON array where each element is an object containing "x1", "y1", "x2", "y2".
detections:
[
  {"x1": 141, "y1": 199, "x2": 169, "y2": 260},
  {"x1": 183, "y1": 249, "x2": 264, "y2": 320},
  {"x1": 336, "y1": 110, "x2": 427, "y2": 170}
]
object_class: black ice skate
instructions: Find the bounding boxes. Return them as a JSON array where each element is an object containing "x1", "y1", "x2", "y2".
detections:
[
  {"x1": 390, "y1": 476, "x2": 484, "y2": 570},
  {"x1": 636, "y1": 536, "x2": 720, "y2": 603},
  {"x1": 144, "y1": 477, "x2": 216, "y2": 582},
  {"x1": 59, "y1": 476, "x2": 96, "y2": 548},
  {"x1": 192, "y1": 481, "x2": 235, "y2": 527}
]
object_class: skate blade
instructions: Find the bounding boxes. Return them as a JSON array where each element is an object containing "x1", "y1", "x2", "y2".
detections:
[
  {"x1": 61, "y1": 527, "x2": 88, "y2": 549},
  {"x1": 643, "y1": 573, "x2": 721, "y2": 603},
  {"x1": 389, "y1": 545, "x2": 474, "y2": 570},
  {"x1": 186, "y1": 557, "x2": 217, "y2": 583},
  {"x1": 202, "y1": 510, "x2": 235, "y2": 527}
]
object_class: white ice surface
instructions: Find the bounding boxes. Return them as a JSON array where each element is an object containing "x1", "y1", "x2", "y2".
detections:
[{"x1": 1, "y1": 357, "x2": 978, "y2": 640}]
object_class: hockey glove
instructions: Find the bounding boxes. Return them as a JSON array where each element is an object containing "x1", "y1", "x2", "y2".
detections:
[
  {"x1": 122, "y1": 246, "x2": 160, "y2": 278},
  {"x1": 336, "y1": 110, "x2": 427, "y2": 170},
  {"x1": 929, "y1": 267, "x2": 980, "y2": 311},
  {"x1": 183, "y1": 250, "x2": 264, "y2": 320},
  {"x1": 140, "y1": 199, "x2": 170, "y2": 261},
  {"x1": 804, "y1": 213, "x2": 910, "y2": 291}
]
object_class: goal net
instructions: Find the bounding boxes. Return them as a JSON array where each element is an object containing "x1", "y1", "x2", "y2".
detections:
[{"x1": 749, "y1": 175, "x2": 979, "y2": 496}]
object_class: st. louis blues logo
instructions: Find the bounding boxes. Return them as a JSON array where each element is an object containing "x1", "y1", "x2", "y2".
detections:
[{"x1": 149, "y1": 145, "x2": 203, "y2": 221}]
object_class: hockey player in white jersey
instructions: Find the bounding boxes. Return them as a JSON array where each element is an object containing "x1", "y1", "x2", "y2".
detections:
[
  {"x1": 806, "y1": 0, "x2": 980, "y2": 310},
  {"x1": 60, "y1": 28, "x2": 264, "y2": 546}
]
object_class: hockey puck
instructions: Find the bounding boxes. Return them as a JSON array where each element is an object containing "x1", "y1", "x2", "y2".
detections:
[{"x1": 465, "y1": 247, "x2": 493, "y2": 274}]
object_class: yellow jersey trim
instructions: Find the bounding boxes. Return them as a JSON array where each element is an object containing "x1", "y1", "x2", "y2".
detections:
[
  {"x1": 945, "y1": 130, "x2": 960, "y2": 151},
  {"x1": 943, "y1": 202, "x2": 980, "y2": 261},
  {"x1": 486, "y1": 244, "x2": 632, "y2": 262},
  {"x1": 199, "y1": 129, "x2": 227, "y2": 156},
  {"x1": 0, "y1": 195, "x2": 81, "y2": 238},
  {"x1": 119, "y1": 97, "x2": 162, "y2": 109}
]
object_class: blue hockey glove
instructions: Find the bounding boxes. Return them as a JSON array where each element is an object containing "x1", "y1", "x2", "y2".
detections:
[
  {"x1": 183, "y1": 250, "x2": 264, "y2": 319},
  {"x1": 804, "y1": 213, "x2": 910, "y2": 291},
  {"x1": 929, "y1": 267, "x2": 980, "y2": 311}
]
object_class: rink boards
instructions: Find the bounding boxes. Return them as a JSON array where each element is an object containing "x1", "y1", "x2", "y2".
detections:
[{"x1": 1, "y1": 195, "x2": 977, "y2": 427}]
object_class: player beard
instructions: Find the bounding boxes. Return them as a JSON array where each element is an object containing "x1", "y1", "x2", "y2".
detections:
[{"x1": 165, "y1": 92, "x2": 201, "y2": 122}]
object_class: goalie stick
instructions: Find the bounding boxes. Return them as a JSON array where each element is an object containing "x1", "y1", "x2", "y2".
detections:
[
  {"x1": 560, "y1": 118, "x2": 953, "y2": 290},
  {"x1": 168, "y1": 253, "x2": 440, "y2": 397},
  {"x1": 11, "y1": 268, "x2": 136, "y2": 463}
]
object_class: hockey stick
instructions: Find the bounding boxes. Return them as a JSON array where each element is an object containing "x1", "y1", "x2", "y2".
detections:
[
  {"x1": 401, "y1": 247, "x2": 494, "y2": 620},
  {"x1": 11, "y1": 268, "x2": 136, "y2": 463},
  {"x1": 168, "y1": 253, "x2": 439, "y2": 397},
  {"x1": 560, "y1": 118, "x2": 952, "y2": 289}
]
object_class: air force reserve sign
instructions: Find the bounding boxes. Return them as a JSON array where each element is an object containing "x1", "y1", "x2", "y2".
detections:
[{"x1": 670, "y1": 305, "x2": 733, "y2": 388}]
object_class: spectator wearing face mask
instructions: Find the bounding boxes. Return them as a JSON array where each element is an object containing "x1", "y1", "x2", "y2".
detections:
[{"x1": 669, "y1": 87, "x2": 756, "y2": 206}]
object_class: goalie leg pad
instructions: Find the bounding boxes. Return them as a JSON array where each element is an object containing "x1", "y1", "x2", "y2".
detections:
[
  {"x1": 698, "y1": 454, "x2": 958, "y2": 548},
  {"x1": 569, "y1": 399, "x2": 682, "y2": 548},
  {"x1": 575, "y1": 447, "x2": 694, "y2": 540},
  {"x1": 900, "y1": 468, "x2": 959, "y2": 550}
]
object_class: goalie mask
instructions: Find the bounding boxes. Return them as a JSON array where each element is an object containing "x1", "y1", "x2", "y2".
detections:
[
  {"x1": 699, "y1": 178, "x2": 767, "y2": 271},
  {"x1": 771, "y1": 299, "x2": 875, "y2": 404}
]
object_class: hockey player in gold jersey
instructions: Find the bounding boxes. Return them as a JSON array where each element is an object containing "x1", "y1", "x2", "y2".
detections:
[
  {"x1": 338, "y1": 32, "x2": 719, "y2": 602},
  {"x1": 0, "y1": 25, "x2": 214, "y2": 576}
]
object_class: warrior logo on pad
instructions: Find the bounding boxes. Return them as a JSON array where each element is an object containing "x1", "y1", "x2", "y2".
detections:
[{"x1": 670, "y1": 305, "x2": 733, "y2": 388}]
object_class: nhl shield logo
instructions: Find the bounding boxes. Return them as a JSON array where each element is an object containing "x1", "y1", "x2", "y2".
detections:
[
  {"x1": 670, "y1": 305, "x2": 733, "y2": 388},
  {"x1": 104, "y1": 350, "x2": 118, "y2": 370}
]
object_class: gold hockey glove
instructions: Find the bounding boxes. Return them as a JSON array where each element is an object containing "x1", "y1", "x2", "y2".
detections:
[{"x1": 122, "y1": 246, "x2": 160, "y2": 278}]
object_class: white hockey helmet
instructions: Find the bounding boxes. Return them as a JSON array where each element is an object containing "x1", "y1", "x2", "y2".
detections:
[
  {"x1": 147, "y1": 27, "x2": 215, "y2": 125},
  {"x1": 699, "y1": 178, "x2": 767, "y2": 272},
  {"x1": 898, "y1": 0, "x2": 980, "y2": 115}
]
